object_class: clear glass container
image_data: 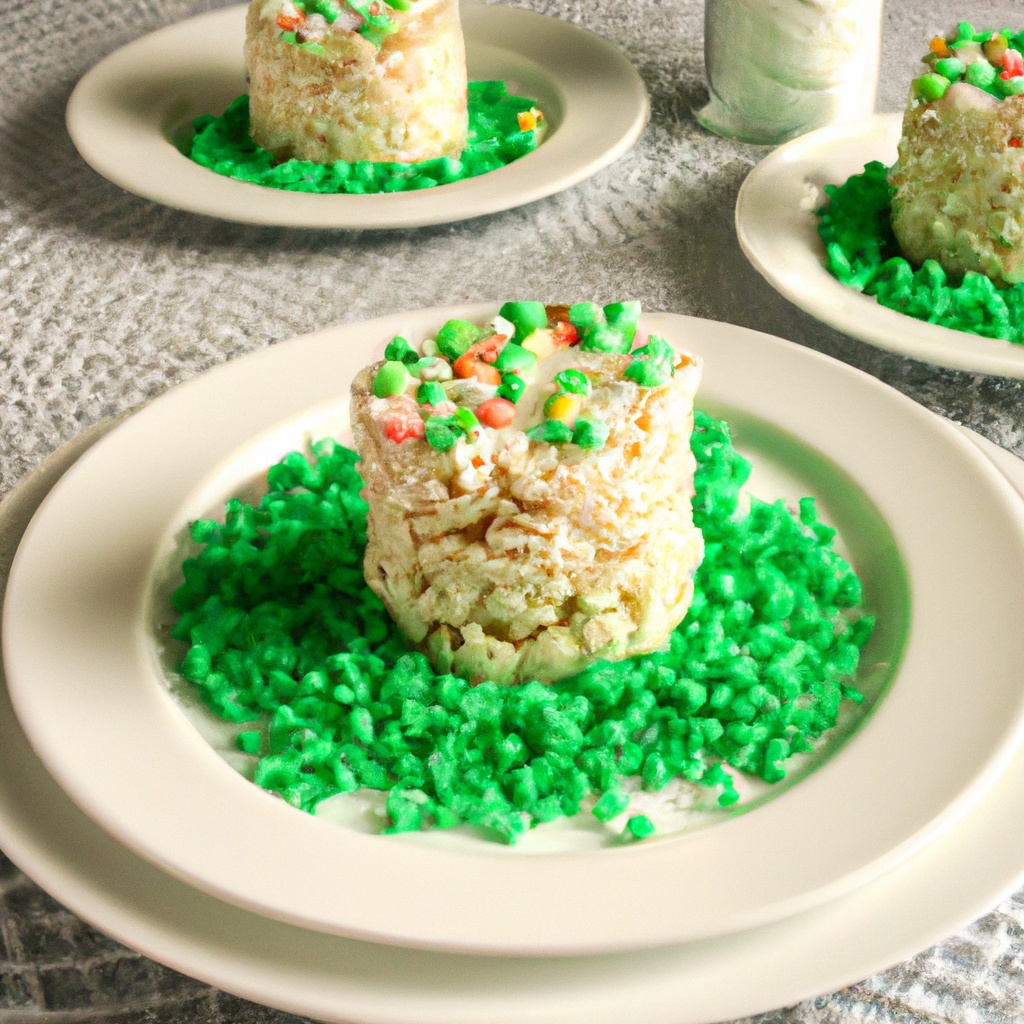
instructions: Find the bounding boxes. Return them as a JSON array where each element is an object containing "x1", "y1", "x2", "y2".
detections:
[{"x1": 697, "y1": 0, "x2": 884, "y2": 145}]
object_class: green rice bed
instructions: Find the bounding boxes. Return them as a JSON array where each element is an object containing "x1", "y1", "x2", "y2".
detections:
[
  {"x1": 819, "y1": 160, "x2": 1024, "y2": 345},
  {"x1": 189, "y1": 81, "x2": 542, "y2": 195},
  {"x1": 171, "y1": 411, "x2": 873, "y2": 844}
]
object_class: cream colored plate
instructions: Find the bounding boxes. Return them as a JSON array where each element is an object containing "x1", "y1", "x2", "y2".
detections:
[
  {"x1": 3, "y1": 419, "x2": 1024, "y2": 1022},
  {"x1": 65, "y1": 4, "x2": 648, "y2": 228},
  {"x1": 6, "y1": 307, "x2": 1024, "y2": 956},
  {"x1": 736, "y1": 112, "x2": 1024, "y2": 378}
]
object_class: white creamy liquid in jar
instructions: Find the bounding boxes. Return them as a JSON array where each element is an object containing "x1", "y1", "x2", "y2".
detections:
[{"x1": 697, "y1": 0, "x2": 883, "y2": 144}]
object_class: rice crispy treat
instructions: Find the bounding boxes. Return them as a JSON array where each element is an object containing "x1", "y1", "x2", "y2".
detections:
[
  {"x1": 889, "y1": 23, "x2": 1024, "y2": 285},
  {"x1": 245, "y1": 0, "x2": 467, "y2": 164},
  {"x1": 350, "y1": 302, "x2": 704, "y2": 687}
]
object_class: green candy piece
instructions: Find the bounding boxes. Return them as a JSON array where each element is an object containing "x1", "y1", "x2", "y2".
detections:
[
  {"x1": 633, "y1": 335, "x2": 676, "y2": 367},
  {"x1": 568, "y1": 302, "x2": 604, "y2": 332},
  {"x1": 623, "y1": 814, "x2": 655, "y2": 841},
  {"x1": 499, "y1": 301, "x2": 548, "y2": 343},
  {"x1": 494, "y1": 343, "x2": 537, "y2": 372},
  {"x1": 435, "y1": 319, "x2": 485, "y2": 361},
  {"x1": 455, "y1": 407, "x2": 480, "y2": 436},
  {"x1": 591, "y1": 788, "x2": 629, "y2": 823},
  {"x1": 384, "y1": 336, "x2": 419, "y2": 365},
  {"x1": 424, "y1": 415, "x2": 462, "y2": 452},
  {"x1": 373, "y1": 360, "x2": 411, "y2": 398},
  {"x1": 554, "y1": 368, "x2": 590, "y2": 395},
  {"x1": 572, "y1": 417, "x2": 609, "y2": 450},
  {"x1": 624, "y1": 359, "x2": 670, "y2": 388},
  {"x1": 236, "y1": 730, "x2": 261, "y2": 755},
  {"x1": 934, "y1": 57, "x2": 966, "y2": 81},
  {"x1": 965, "y1": 60, "x2": 998, "y2": 90},
  {"x1": 526, "y1": 420, "x2": 573, "y2": 444},
  {"x1": 1002, "y1": 76, "x2": 1024, "y2": 96},
  {"x1": 497, "y1": 371, "x2": 526, "y2": 404},
  {"x1": 471, "y1": 79, "x2": 508, "y2": 104},
  {"x1": 913, "y1": 72, "x2": 951, "y2": 102},
  {"x1": 352, "y1": 161, "x2": 381, "y2": 185},
  {"x1": 603, "y1": 301, "x2": 641, "y2": 344},
  {"x1": 303, "y1": 0, "x2": 341, "y2": 23},
  {"x1": 417, "y1": 381, "x2": 446, "y2": 406},
  {"x1": 580, "y1": 322, "x2": 630, "y2": 354},
  {"x1": 359, "y1": 23, "x2": 399, "y2": 46}
]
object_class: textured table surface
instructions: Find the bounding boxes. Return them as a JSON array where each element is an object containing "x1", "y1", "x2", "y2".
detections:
[{"x1": 3, "y1": 0, "x2": 1024, "y2": 1021}]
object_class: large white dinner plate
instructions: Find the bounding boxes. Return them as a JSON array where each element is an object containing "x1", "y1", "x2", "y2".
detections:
[
  {"x1": 736, "y1": 112, "x2": 1024, "y2": 378},
  {"x1": 65, "y1": 4, "x2": 648, "y2": 228},
  {"x1": 2, "y1": 415, "x2": 1024, "y2": 1023},
  {"x1": 5, "y1": 306, "x2": 1024, "y2": 956}
]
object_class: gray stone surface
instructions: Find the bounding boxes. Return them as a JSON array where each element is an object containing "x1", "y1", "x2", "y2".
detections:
[{"x1": 2, "y1": 0, "x2": 1024, "y2": 1021}]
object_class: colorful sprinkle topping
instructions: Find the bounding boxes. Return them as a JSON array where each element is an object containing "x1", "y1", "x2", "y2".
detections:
[
  {"x1": 914, "y1": 23, "x2": 1024, "y2": 102},
  {"x1": 368, "y1": 302, "x2": 680, "y2": 455},
  {"x1": 274, "y1": 0, "x2": 418, "y2": 49}
]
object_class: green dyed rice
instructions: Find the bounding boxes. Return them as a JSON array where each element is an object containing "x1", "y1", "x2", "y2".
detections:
[
  {"x1": 819, "y1": 160, "x2": 1024, "y2": 345},
  {"x1": 171, "y1": 411, "x2": 874, "y2": 843},
  {"x1": 189, "y1": 81, "x2": 542, "y2": 195}
]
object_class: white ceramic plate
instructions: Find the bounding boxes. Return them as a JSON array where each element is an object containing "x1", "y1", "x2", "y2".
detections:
[
  {"x1": 2, "y1": 418, "x2": 1024, "y2": 1024},
  {"x1": 64, "y1": 4, "x2": 648, "y2": 229},
  {"x1": 6, "y1": 307, "x2": 1024, "y2": 957},
  {"x1": 736, "y1": 112, "x2": 1024, "y2": 378}
]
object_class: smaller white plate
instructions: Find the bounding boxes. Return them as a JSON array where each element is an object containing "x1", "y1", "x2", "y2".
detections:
[
  {"x1": 736, "y1": 112, "x2": 1024, "y2": 379},
  {"x1": 65, "y1": 4, "x2": 648, "y2": 229}
]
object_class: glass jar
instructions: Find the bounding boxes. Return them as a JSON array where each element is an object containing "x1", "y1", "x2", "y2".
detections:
[{"x1": 696, "y1": 0, "x2": 884, "y2": 145}]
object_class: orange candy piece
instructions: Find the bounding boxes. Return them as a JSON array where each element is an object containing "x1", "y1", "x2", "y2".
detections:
[
  {"x1": 276, "y1": 8, "x2": 305, "y2": 30},
  {"x1": 477, "y1": 397, "x2": 516, "y2": 428},
  {"x1": 383, "y1": 411, "x2": 425, "y2": 443},
  {"x1": 551, "y1": 320, "x2": 579, "y2": 347},
  {"x1": 517, "y1": 108, "x2": 542, "y2": 131},
  {"x1": 453, "y1": 334, "x2": 504, "y2": 385}
]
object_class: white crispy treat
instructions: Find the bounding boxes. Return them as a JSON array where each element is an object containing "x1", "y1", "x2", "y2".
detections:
[
  {"x1": 351, "y1": 342, "x2": 704, "y2": 686},
  {"x1": 889, "y1": 84, "x2": 1024, "y2": 285},
  {"x1": 245, "y1": 0, "x2": 467, "y2": 163}
]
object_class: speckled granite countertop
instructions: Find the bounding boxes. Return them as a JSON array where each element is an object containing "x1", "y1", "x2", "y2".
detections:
[{"x1": 2, "y1": 1, "x2": 1024, "y2": 1021}]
